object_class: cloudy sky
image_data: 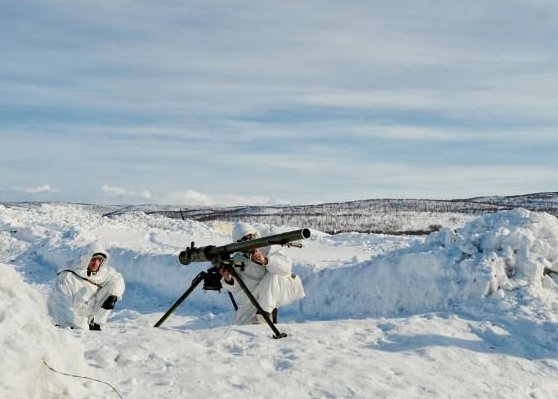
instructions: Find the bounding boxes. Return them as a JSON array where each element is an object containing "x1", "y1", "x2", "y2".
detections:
[{"x1": 1, "y1": 0, "x2": 557, "y2": 206}]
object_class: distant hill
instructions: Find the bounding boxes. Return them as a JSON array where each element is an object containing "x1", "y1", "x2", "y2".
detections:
[{"x1": 100, "y1": 192, "x2": 558, "y2": 235}]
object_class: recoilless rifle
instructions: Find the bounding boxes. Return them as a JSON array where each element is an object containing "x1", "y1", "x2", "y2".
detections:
[{"x1": 154, "y1": 228, "x2": 311, "y2": 339}]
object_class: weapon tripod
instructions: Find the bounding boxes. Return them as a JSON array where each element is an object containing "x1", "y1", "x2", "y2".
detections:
[{"x1": 154, "y1": 259, "x2": 288, "y2": 339}]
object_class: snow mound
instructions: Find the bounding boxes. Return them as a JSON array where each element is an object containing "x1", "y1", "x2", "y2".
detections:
[
  {"x1": 0, "y1": 264, "x2": 93, "y2": 398},
  {"x1": 301, "y1": 209, "x2": 558, "y2": 319}
]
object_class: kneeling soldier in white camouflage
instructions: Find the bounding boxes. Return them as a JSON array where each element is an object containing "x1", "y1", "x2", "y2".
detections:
[
  {"x1": 220, "y1": 222, "x2": 305, "y2": 325},
  {"x1": 48, "y1": 241, "x2": 125, "y2": 331}
]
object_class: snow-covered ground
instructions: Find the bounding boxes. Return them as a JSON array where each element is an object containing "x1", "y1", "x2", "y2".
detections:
[{"x1": 2, "y1": 204, "x2": 558, "y2": 398}]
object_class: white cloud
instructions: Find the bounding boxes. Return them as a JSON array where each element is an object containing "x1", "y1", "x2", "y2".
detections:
[
  {"x1": 101, "y1": 184, "x2": 152, "y2": 199},
  {"x1": 163, "y1": 190, "x2": 280, "y2": 207},
  {"x1": 16, "y1": 184, "x2": 57, "y2": 194},
  {"x1": 164, "y1": 190, "x2": 212, "y2": 206}
]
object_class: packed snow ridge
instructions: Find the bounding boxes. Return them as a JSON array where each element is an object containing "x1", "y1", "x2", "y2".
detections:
[
  {"x1": 304, "y1": 208, "x2": 558, "y2": 321},
  {"x1": 1, "y1": 204, "x2": 558, "y2": 398}
]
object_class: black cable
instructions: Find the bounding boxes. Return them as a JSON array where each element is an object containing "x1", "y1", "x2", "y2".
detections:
[{"x1": 43, "y1": 360, "x2": 124, "y2": 399}]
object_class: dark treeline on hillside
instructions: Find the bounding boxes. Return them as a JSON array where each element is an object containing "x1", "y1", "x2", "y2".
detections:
[
  {"x1": 105, "y1": 193, "x2": 558, "y2": 235},
  {"x1": 151, "y1": 199, "x2": 499, "y2": 235}
]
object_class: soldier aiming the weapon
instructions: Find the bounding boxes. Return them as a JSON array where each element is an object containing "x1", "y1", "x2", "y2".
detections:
[{"x1": 220, "y1": 223, "x2": 305, "y2": 325}]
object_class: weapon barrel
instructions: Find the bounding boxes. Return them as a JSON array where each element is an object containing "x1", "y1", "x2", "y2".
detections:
[
  {"x1": 207, "y1": 228, "x2": 311, "y2": 258},
  {"x1": 179, "y1": 228, "x2": 311, "y2": 265}
]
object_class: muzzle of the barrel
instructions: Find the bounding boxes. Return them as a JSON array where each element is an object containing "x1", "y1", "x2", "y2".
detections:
[{"x1": 178, "y1": 245, "x2": 216, "y2": 266}]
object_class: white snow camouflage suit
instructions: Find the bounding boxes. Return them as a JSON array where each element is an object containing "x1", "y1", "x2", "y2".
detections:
[
  {"x1": 47, "y1": 241, "x2": 125, "y2": 329},
  {"x1": 224, "y1": 223, "x2": 305, "y2": 325}
]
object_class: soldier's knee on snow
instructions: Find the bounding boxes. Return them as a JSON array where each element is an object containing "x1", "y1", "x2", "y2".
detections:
[{"x1": 101, "y1": 295, "x2": 118, "y2": 310}]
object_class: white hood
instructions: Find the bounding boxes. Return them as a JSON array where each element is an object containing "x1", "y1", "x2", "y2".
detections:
[
  {"x1": 77, "y1": 241, "x2": 110, "y2": 270},
  {"x1": 232, "y1": 222, "x2": 259, "y2": 242}
]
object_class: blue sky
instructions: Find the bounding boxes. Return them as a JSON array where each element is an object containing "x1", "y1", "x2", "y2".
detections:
[{"x1": 1, "y1": 0, "x2": 558, "y2": 206}]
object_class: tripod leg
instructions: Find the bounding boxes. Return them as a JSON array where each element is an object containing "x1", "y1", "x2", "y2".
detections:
[
  {"x1": 154, "y1": 272, "x2": 205, "y2": 327},
  {"x1": 229, "y1": 268, "x2": 287, "y2": 339},
  {"x1": 228, "y1": 292, "x2": 238, "y2": 311}
]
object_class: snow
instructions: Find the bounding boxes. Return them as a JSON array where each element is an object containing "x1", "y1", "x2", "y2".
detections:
[{"x1": 2, "y1": 204, "x2": 558, "y2": 398}]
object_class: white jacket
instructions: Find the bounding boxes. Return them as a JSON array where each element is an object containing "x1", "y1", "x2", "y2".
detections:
[
  {"x1": 47, "y1": 242, "x2": 125, "y2": 329},
  {"x1": 228, "y1": 245, "x2": 293, "y2": 293}
]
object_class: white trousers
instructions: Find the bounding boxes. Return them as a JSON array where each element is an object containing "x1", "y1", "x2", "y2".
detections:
[
  {"x1": 233, "y1": 273, "x2": 305, "y2": 325},
  {"x1": 87, "y1": 281, "x2": 119, "y2": 325}
]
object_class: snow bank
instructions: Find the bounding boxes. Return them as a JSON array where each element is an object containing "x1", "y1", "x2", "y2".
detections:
[
  {"x1": 301, "y1": 209, "x2": 558, "y2": 319},
  {"x1": 0, "y1": 264, "x2": 91, "y2": 398}
]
